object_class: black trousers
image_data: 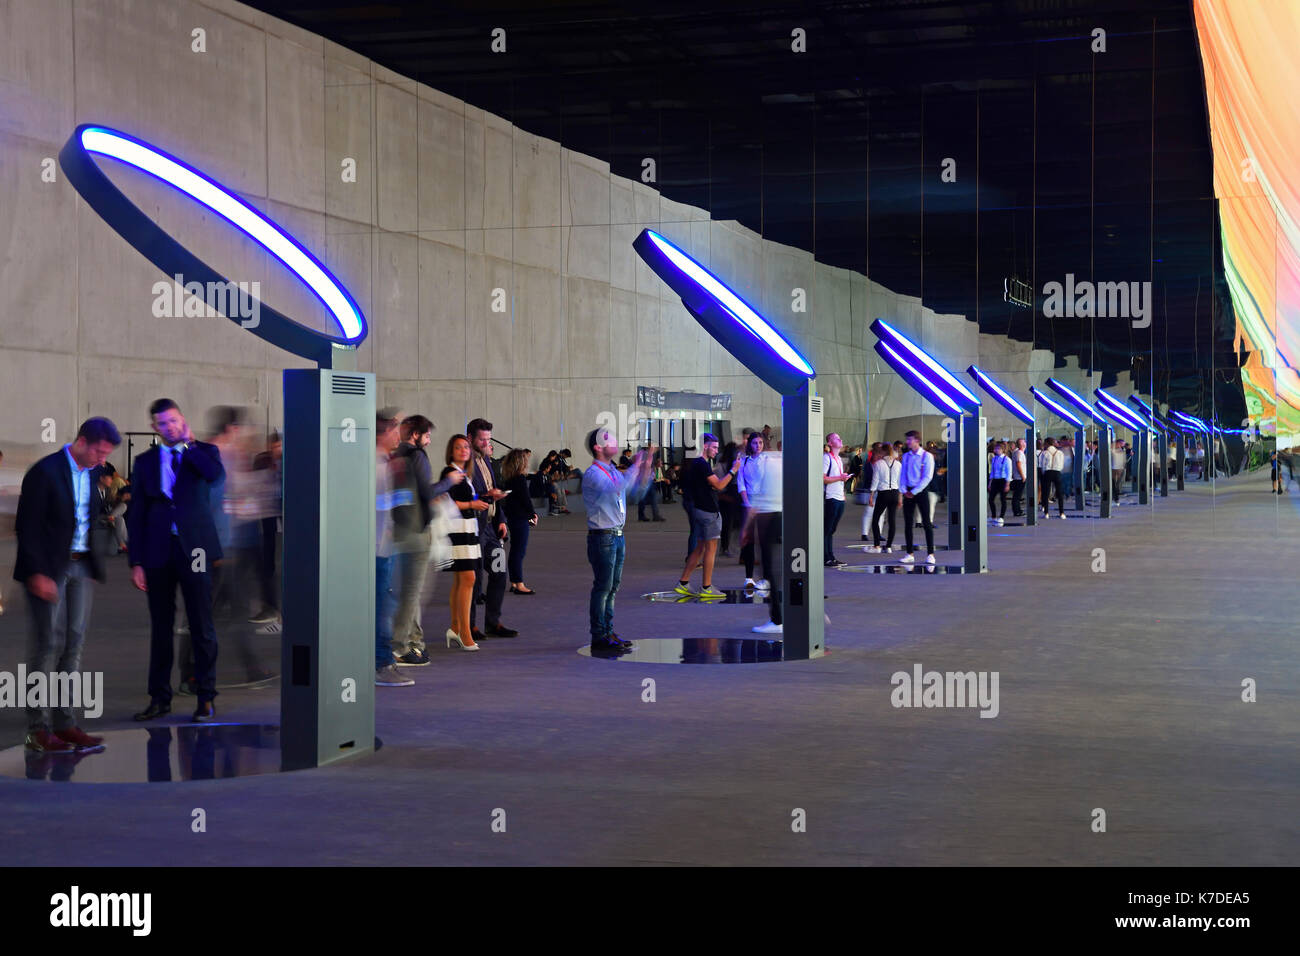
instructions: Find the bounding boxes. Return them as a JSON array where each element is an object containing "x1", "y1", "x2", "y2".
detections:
[
  {"x1": 871, "y1": 490, "x2": 899, "y2": 546},
  {"x1": 902, "y1": 493, "x2": 934, "y2": 554},
  {"x1": 1009, "y1": 479, "x2": 1026, "y2": 515},
  {"x1": 145, "y1": 537, "x2": 218, "y2": 705},
  {"x1": 1041, "y1": 469, "x2": 1064, "y2": 514},
  {"x1": 987, "y1": 479, "x2": 1008, "y2": 518},
  {"x1": 471, "y1": 523, "x2": 508, "y2": 630},
  {"x1": 755, "y1": 512, "x2": 782, "y2": 625}
]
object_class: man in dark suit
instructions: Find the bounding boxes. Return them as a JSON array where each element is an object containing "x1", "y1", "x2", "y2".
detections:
[
  {"x1": 465, "y1": 418, "x2": 517, "y2": 641},
  {"x1": 126, "y1": 398, "x2": 225, "y2": 722},
  {"x1": 12, "y1": 417, "x2": 122, "y2": 754}
]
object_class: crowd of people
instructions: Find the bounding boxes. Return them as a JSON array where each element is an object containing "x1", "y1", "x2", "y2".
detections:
[{"x1": 10, "y1": 398, "x2": 1299, "y2": 749}]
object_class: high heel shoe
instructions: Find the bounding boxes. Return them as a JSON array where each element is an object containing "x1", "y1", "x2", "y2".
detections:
[{"x1": 446, "y1": 628, "x2": 480, "y2": 651}]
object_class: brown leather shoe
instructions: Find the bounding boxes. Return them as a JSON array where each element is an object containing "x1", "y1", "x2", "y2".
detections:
[
  {"x1": 55, "y1": 727, "x2": 106, "y2": 753},
  {"x1": 25, "y1": 730, "x2": 76, "y2": 754}
]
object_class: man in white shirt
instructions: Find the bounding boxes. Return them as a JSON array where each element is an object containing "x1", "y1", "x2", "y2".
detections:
[
  {"x1": 1111, "y1": 438, "x2": 1127, "y2": 503},
  {"x1": 866, "y1": 446, "x2": 902, "y2": 552},
  {"x1": 898, "y1": 431, "x2": 936, "y2": 565},
  {"x1": 822, "y1": 433, "x2": 849, "y2": 568},
  {"x1": 1038, "y1": 437, "x2": 1066, "y2": 518},
  {"x1": 1010, "y1": 438, "x2": 1028, "y2": 517},
  {"x1": 744, "y1": 445, "x2": 784, "y2": 634}
]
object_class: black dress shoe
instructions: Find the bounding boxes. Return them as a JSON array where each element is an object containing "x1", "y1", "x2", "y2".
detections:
[
  {"x1": 471, "y1": 627, "x2": 487, "y2": 643},
  {"x1": 485, "y1": 623, "x2": 518, "y2": 638},
  {"x1": 474, "y1": 594, "x2": 485, "y2": 605},
  {"x1": 192, "y1": 701, "x2": 215, "y2": 723},
  {"x1": 133, "y1": 701, "x2": 171, "y2": 721},
  {"x1": 606, "y1": 632, "x2": 633, "y2": 648}
]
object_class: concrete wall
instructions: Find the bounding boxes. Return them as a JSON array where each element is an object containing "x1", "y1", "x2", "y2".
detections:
[{"x1": 0, "y1": 0, "x2": 1117, "y2": 517}]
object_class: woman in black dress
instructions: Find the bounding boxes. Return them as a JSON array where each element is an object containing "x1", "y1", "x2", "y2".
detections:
[{"x1": 442, "y1": 435, "x2": 484, "y2": 651}]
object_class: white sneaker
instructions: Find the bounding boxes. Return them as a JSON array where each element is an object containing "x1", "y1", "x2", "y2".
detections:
[
  {"x1": 743, "y1": 578, "x2": 756, "y2": 588},
  {"x1": 926, "y1": 553, "x2": 936, "y2": 565},
  {"x1": 883, "y1": 546, "x2": 893, "y2": 553},
  {"x1": 752, "y1": 621, "x2": 783, "y2": 634},
  {"x1": 899, "y1": 553, "x2": 916, "y2": 564},
  {"x1": 996, "y1": 518, "x2": 1004, "y2": 526},
  {"x1": 865, "y1": 545, "x2": 880, "y2": 553},
  {"x1": 1059, "y1": 513, "x2": 1067, "y2": 519},
  {"x1": 755, "y1": 579, "x2": 771, "y2": 591}
]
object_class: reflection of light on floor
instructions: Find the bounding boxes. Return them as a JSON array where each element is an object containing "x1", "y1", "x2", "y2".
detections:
[
  {"x1": 0, "y1": 724, "x2": 284, "y2": 783},
  {"x1": 837, "y1": 564, "x2": 969, "y2": 574},
  {"x1": 577, "y1": 637, "x2": 795, "y2": 664},
  {"x1": 641, "y1": 588, "x2": 770, "y2": 605}
]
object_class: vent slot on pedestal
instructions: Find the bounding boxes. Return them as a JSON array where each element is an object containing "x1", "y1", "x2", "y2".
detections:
[{"x1": 331, "y1": 374, "x2": 367, "y2": 395}]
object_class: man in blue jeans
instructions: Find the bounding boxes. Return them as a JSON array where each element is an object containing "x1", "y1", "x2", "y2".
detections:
[{"x1": 582, "y1": 428, "x2": 654, "y2": 655}]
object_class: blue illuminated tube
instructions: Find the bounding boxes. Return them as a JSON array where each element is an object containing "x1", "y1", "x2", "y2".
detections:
[
  {"x1": 1170, "y1": 410, "x2": 1209, "y2": 433},
  {"x1": 1045, "y1": 377, "x2": 1104, "y2": 422},
  {"x1": 870, "y1": 319, "x2": 982, "y2": 413},
  {"x1": 1029, "y1": 387, "x2": 1085, "y2": 428},
  {"x1": 1093, "y1": 389, "x2": 1147, "y2": 432},
  {"x1": 967, "y1": 365, "x2": 1034, "y2": 425},
  {"x1": 633, "y1": 229, "x2": 814, "y2": 395},
  {"x1": 874, "y1": 341, "x2": 965, "y2": 415},
  {"x1": 59, "y1": 124, "x2": 366, "y2": 367},
  {"x1": 1127, "y1": 395, "x2": 1171, "y2": 433}
]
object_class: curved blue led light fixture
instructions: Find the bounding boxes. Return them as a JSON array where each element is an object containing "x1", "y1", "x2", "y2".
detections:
[
  {"x1": 967, "y1": 365, "x2": 1034, "y2": 425},
  {"x1": 633, "y1": 229, "x2": 814, "y2": 395},
  {"x1": 1127, "y1": 395, "x2": 1172, "y2": 434},
  {"x1": 1172, "y1": 411, "x2": 1211, "y2": 433},
  {"x1": 1029, "y1": 386, "x2": 1085, "y2": 428},
  {"x1": 60, "y1": 124, "x2": 366, "y2": 367},
  {"x1": 1094, "y1": 389, "x2": 1146, "y2": 432},
  {"x1": 875, "y1": 340, "x2": 964, "y2": 415},
  {"x1": 871, "y1": 319, "x2": 981, "y2": 413},
  {"x1": 1045, "y1": 377, "x2": 1106, "y2": 423}
]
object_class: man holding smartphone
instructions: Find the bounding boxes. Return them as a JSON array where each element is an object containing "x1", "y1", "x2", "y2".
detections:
[{"x1": 466, "y1": 418, "x2": 517, "y2": 640}]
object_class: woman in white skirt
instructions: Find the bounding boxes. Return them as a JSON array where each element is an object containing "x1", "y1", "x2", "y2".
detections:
[{"x1": 442, "y1": 435, "x2": 485, "y2": 650}]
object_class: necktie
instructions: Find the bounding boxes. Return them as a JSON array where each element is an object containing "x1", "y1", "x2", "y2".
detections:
[{"x1": 170, "y1": 448, "x2": 181, "y2": 497}]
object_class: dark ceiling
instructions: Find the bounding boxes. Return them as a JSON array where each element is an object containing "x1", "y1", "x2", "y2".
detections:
[{"x1": 244, "y1": 0, "x2": 1242, "y2": 414}]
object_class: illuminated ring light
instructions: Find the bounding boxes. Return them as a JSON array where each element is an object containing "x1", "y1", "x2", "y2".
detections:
[
  {"x1": 1045, "y1": 377, "x2": 1106, "y2": 423},
  {"x1": 1127, "y1": 395, "x2": 1170, "y2": 433},
  {"x1": 59, "y1": 124, "x2": 366, "y2": 367},
  {"x1": 1029, "y1": 387, "x2": 1085, "y2": 429},
  {"x1": 875, "y1": 341, "x2": 964, "y2": 415},
  {"x1": 1171, "y1": 411, "x2": 1210, "y2": 433},
  {"x1": 967, "y1": 365, "x2": 1034, "y2": 425},
  {"x1": 871, "y1": 319, "x2": 981, "y2": 412},
  {"x1": 633, "y1": 229, "x2": 814, "y2": 395},
  {"x1": 1094, "y1": 389, "x2": 1146, "y2": 432}
]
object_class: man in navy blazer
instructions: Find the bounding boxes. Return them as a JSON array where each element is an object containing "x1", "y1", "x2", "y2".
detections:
[
  {"x1": 12, "y1": 417, "x2": 122, "y2": 754},
  {"x1": 126, "y1": 399, "x2": 225, "y2": 722}
]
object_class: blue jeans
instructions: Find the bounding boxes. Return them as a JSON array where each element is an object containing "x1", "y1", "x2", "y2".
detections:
[
  {"x1": 587, "y1": 532, "x2": 625, "y2": 640},
  {"x1": 375, "y1": 555, "x2": 396, "y2": 669},
  {"x1": 24, "y1": 559, "x2": 94, "y2": 731}
]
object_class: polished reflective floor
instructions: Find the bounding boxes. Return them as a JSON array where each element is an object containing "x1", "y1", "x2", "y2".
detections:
[
  {"x1": 836, "y1": 564, "x2": 973, "y2": 574},
  {"x1": 578, "y1": 637, "x2": 788, "y2": 663},
  {"x1": 641, "y1": 587, "x2": 770, "y2": 604},
  {"x1": 0, "y1": 725, "x2": 283, "y2": 782}
]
